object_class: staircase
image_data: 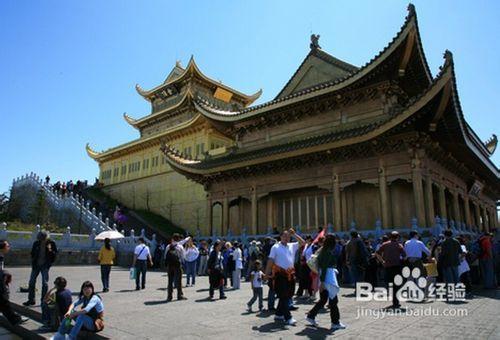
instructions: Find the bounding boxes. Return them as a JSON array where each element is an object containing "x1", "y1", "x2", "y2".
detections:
[
  {"x1": 81, "y1": 186, "x2": 184, "y2": 241},
  {"x1": 10, "y1": 173, "x2": 111, "y2": 234}
]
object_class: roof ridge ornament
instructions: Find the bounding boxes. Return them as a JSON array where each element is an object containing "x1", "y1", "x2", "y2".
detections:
[
  {"x1": 407, "y1": 3, "x2": 416, "y2": 17},
  {"x1": 310, "y1": 34, "x2": 321, "y2": 50},
  {"x1": 484, "y1": 134, "x2": 498, "y2": 155}
]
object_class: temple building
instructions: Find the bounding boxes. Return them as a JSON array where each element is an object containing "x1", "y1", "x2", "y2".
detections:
[{"x1": 89, "y1": 5, "x2": 499, "y2": 236}]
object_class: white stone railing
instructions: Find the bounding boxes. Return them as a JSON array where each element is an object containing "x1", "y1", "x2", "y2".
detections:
[
  {"x1": 0, "y1": 222, "x2": 158, "y2": 254},
  {"x1": 11, "y1": 172, "x2": 111, "y2": 234}
]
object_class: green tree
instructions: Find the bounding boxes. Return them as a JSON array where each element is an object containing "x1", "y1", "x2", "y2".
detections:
[{"x1": 29, "y1": 188, "x2": 51, "y2": 225}]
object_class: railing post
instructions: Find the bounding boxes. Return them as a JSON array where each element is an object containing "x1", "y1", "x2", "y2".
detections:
[{"x1": 0, "y1": 222, "x2": 7, "y2": 240}]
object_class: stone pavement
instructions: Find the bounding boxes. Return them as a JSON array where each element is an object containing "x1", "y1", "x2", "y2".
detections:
[{"x1": 4, "y1": 266, "x2": 500, "y2": 339}]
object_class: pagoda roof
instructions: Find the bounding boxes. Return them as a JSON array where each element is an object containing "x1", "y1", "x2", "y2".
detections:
[
  {"x1": 135, "y1": 56, "x2": 262, "y2": 107},
  {"x1": 123, "y1": 89, "x2": 195, "y2": 129},
  {"x1": 161, "y1": 52, "x2": 500, "y2": 188},
  {"x1": 191, "y1": 4, "x2": 432, "y2": 123},
  {"x1": 87, "y1": 113, "x2": 212, "y2": 162}
]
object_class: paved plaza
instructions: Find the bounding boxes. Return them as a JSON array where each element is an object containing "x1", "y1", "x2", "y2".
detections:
[{"x1": 4, "y1": 266, "x2": 500, "y2": 339}]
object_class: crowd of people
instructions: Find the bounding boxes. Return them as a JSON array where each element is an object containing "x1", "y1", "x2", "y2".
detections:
[{"x1": 0, "y1": 226, "x2": 498, "y2": 336}]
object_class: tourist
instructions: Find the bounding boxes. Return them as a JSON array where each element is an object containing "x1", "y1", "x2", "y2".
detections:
[
  {"x1": 345, "y1": 231, "x2": 368, "y2": 290},
  {"x1": 53, "y1": 281, "x2": 104, "y2": 339},
  {"x1": 404, "y1": 231, "x2": 430, "y2": 274},
  {"x1": 306, "y1": 234, "x2": 346, "y2": 330},
  {"x1": 40, "y1": 276, "x2": 72, "y2": 331},
  {"x1": 207, "y1": 240, "x2": 226, "y2": 300},
  {"x1": 457, "y1": 237, "x2": 472, "y2": 296},
  {"x1": 165, "y1": 234, "x2": 190, "y2": 300},
  {"x1": 375, "y1": 231, "x2": 406, "y2": 309},
  {"x1": 98, "y1": 238, "x2": 116, "y2": 292},
  {"x1": 232, "y1": 242, "x2": 243, "y2": 289},
  {"x1": 265, "y1": 228, "x2": 305, "y2": 326},
  {"x1": 223, "y1": 242, "x2": 234, "y2": 287},
  {"x1": 0, "y1": 240, "x2": 27, "y2": 326},
  {"x1": 132, "y1": 237, "x2": 153, "y2": 290},
  {"x1": 246, "y1": 260, "x2": 264, "y2": 312},
  {"x1": 24, "y1": 231, "x2": 58, "y2": 306},
  {"x1": 198, "y1": 241, "x2": 209, "y2": 276},
  {"x1": 184, "y1": 238, "x2": 199, "y2": 287},
  {"x1": 439, "y1": 229, "x2": 462, "y2": 285},
  {"x1": 45, "y1": 175, "x2": 50, "y2": 186},
  {"x1": 479, "y1": 232, "x2": 496, "y2": 289},
  {"x1": 296, "y1": 236, "x2": 313, "y2": 299}
]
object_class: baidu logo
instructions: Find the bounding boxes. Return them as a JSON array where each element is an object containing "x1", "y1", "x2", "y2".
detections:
[{"x1": 356, "y1": 266, "x2": 466, "y2": 303}]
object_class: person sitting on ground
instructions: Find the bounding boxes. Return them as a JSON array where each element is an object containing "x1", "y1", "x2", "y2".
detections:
[
  {"x1": 52, "y1": 281, "x2": 104, "y2": 340},
  {"x1": 40, "y1": 276, "x2": 72, "y2": 331},
  {"x1": 0, "y1": 240, "x2": 27, "y2": 326}
]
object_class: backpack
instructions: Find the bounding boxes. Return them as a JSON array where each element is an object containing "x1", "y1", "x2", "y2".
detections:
[{"x1": 165, "y1": 246, "x2": 181, "y2": 268}]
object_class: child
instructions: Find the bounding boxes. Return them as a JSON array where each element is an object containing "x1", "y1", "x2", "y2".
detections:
[{"x1": 247, "y1": 260, "x2": 264, "y2": 312}]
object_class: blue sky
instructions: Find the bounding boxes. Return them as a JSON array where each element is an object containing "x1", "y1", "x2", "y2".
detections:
[{"x1": 1, "y1": 0, "x2": 499, "y2": 193}]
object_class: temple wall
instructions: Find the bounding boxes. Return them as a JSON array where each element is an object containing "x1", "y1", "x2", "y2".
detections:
[{"x1": 238, "y1": 95, "x2": 386, "y2": 149}]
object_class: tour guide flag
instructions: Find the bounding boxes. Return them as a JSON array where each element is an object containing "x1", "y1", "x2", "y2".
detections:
[{"x1": 313, "y1": 228, "x2": 326, "y2": 244}]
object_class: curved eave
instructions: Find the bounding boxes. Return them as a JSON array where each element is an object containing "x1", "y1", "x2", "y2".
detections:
[
  {"x1": 85, "y1": 143, "x2": 101, "y2": 161},
  {"x1": 89, "y1": 113, "x2": 208, "y2": 163},
  {"x1": 190, "y1": 5, "x2": 427, "y2": 123},
  {"x1": 445, "y1": 54, "x2": 500, "y2": 176},
  {"x1": 168, "y1": 58, "x2": 457, "y2": 177},
  {"x1": 133, "y1": 90, "x2": 194, "y2": 128},
  {"x1": 136, "y1": 56, "x2": 261, "y2": 106},
  {"x1": 123, "y1": 113, "x2": 140, "y2": 129}
]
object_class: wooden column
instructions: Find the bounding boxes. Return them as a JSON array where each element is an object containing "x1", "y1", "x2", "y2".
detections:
[
  {"x1": 290, "y1": 199, "x2": 294, "y2": 227},
  {"x1": 333, "y1": 174, "x2": 341, "y2": 231},
  {"x1": 481, "y1": 206, "x2": 488, "y2": 232},
  {"x1": 378, "y1": 166, "x2": 390, "y2": 228},
  {"x1": 463, "y1": 195, "x2": 472, "y2": 227},
  {"x1": 438, "y1": 183, "x2": 447, "y2": 219},
  {"x1": 267, "y1": 196, "x2": 274, "y2": 229},
  {"x1": 341, "y1": 190, "x2": 347, "y2": 231},
  {"x1": 424, "y1": 175, "x2": 435, "y2": 227},
  {"x1": 411, "y1": 158, "x2": 426, "y2": 226},
  {"x1": 222, "y1": 196, "x2": 229, "y2": 235},
  {"x1": 206, "y1": 197, "x2": 213, "y2": 236},
  {"x1": 452, "y1": 190, "x2": 460, "y2": 224},
  {"x1": 474, "y1": 202, "x2": 481, "y2": 229},
  {"x1": 323, "y1": 195, "x2": 328, "y2": 226},
  {"x1": 298, "y1": 198, "x2": 302, "y2": 229},
  {"x1": 306, "y1": 196, "x2": 310, "y2": 230},
  {"x1": 314, "y1": 196, "x2": 319, "y2": 229},
  {"x1": 251, "y1": 189, "x2": 257, "y2": 235}
]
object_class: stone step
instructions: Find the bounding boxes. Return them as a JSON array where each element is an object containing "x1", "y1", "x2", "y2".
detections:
[
  {"x1": 8, "y1": 302, "x2": 110, "y2": 339},
  {"x1": 0, "y1": 314, "x2": 49, "y2": 340}
]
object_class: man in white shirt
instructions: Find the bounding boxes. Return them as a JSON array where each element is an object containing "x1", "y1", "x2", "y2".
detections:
[
  {"x1": 132, "y1": 237, "x2": 153, "y2": 290},
  {"x1": 265, "y1": 228, "x2": 305, "y2": 326},
  {"x1": 404, "y1": 231, "x2": 431, "y2": 274}
]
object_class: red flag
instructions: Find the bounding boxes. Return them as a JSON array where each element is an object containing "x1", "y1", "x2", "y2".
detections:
[{"x1": 313, "y1": 228, "x2": 325, "y2": 244}]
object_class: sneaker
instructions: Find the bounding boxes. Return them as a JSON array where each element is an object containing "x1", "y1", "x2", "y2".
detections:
[
  {"x1": 286, "y1": 318, "x2": 297, "y2": 326},
  {"x1": 14, "y1": 317, "x2": 29, "y2": 325},
  {"x1": 305, "y1": 317, "x2": 318, "y2": 327},
  {"x1": 331, "y1": 322, "x2": 346, "y2": 330},
  {"x1": 23, "y1": 301, "x2": 35, "y2": 306},
  {"x1": 289, "y1": 306, "x2": 298, "y2": 311},
  {"x1": 220, "y1": 295, "x2": 227, "y2": 300},
  {"x1": 274, "y1": 315, "x2": 285, "y2": 321}
]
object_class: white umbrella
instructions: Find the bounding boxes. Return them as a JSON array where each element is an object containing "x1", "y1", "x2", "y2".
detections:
[{"x1": 95, "y1": 230, "x2": 125, "y2": 241}]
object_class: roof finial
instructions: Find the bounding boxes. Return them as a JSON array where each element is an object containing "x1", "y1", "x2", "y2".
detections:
[
  {"x1": 443, "y1": 50, "x2": 453, "y2": 65},
  {"x1": 407, "y1": 3, "x2": 416, "y2": 17},
  {"x1": 310, "y1": 34, "x2": 321, "y2": 50},
  {"x1": 175, "y1": 60, "x2": 182, "y2": 68}
]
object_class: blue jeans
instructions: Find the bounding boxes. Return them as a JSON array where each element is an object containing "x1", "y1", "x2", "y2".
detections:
[
  {"x1": 185, "y1": 260, "x2": 197, "y2": 285},
  {"x1": 480, "y1": 258, "x2": 496, "y2": 288},
  {"x1": 28, "y1": 265, "x2": 49, "y2": 303},
  {"x1": 57, "y1": 314, "x2": 95, "y2": 339},
  {"x1": 443, "y1": 266, "x2": 459, "y2": 285},
  {"x1": 349, "y1": 265, "x2": 364, "y2": 288},
  {"x1": 267, "y1": 288, "x2": 275, "y2": 310},
  {"x1": 101, "y1": 265, "x2": 111, "y2": 290}
]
